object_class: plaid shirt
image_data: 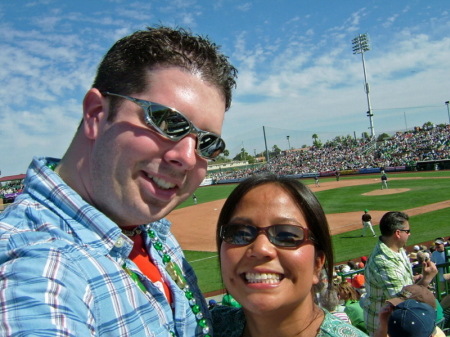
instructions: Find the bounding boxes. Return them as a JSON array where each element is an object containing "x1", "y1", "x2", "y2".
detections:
[
  {"x1": 363, "y1": 239, "x2": 413, "y2": 336},
  {"x1": 0, "y1": 157, "x2": 210, "y2": 336}
]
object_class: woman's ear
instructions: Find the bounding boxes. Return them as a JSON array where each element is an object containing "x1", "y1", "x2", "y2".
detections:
[
  {"x1": 82, "y1": 88, "x2": 107, "y2": 140},
  {"x1": 313, "y1": 251, "x2": 326, "y2": 285}
]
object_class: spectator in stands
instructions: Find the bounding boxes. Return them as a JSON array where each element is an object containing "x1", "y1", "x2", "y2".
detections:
[
  {"x1": 431, "y1": 237, "x2": 450, "y2": 291},
  {"x1": 363, "y1": 211, "x2": 438, "y2": 336},
  {"x1": 337, "y1": 281, "x2": 368, "y2": 333},
  {"x1": 351, "y1": 274, "x2": 367, "y2": 302},
  {"x1": 319, "y1": 287, "x2": 351, "y2": 323},
  {"x1": 414, "y1": 251, "x2": 431, "y2": 276},
  {"x1": 0, "y1": 26, "x2": 237, "y2": 336},
  {"x1": 347, "y1": 260, "x2": 358, "y2": 271},
  {"x1": 409, "y1": 252, "x2": 419, "y2": 267},
  {"x1": 361, "y1": 256, "x2": 368, "y2": 266}
]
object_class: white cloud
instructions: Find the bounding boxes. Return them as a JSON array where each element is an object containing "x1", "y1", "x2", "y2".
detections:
[
  {"x1": 236, "y1": 3, "x2": 251, "y2": 12},
  {"x1": 382, "y1": 14, "x2": 399, "y2": 28}
]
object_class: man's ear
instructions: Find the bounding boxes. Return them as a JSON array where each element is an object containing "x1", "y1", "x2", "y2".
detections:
[{"x1": 83, "y1": 88, "x2": 107, "y2": 140}]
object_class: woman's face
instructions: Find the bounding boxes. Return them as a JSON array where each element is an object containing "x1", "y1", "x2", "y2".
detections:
[{"x1": 220, "y1": 183, "x2": 325, "y2": 315}]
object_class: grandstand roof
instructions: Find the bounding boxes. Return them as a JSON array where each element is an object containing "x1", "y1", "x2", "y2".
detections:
[{"x1": 0, "y1": 174, "x2": 26, "y2": 183}]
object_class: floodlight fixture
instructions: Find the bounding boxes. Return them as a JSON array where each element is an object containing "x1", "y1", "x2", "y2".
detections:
[{"x1": 352, "y1": 33, "x2": 375, "y2": 138}]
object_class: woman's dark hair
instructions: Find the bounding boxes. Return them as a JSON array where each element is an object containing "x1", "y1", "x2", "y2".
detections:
[{"x1": 216, "y1": 174, "x2": 334, "y2": 291}]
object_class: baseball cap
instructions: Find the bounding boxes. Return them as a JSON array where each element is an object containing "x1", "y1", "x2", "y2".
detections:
[
  {"x1": 361, "y1": 256, "x2": 368, "y2": 263},
  {"x1": 413, "y1": 245, "x2": 420, "y2": 251},
  {"x1": 364, "y1": 209, "x2": 369, "y2": 213},
  {"x1": 435, "y1": 237, "x2": 445, "y2": 245},
  {"x1": 386, "y1": 284, "x2": 436, "y2": 309},
  {"x1": 388, "y1": 299, "x2": 436, "y2": 337},
  {"x1": 208, "y1": 299, "x2": 217, "y2": 306},
  {"x1": 351, "y1": 274, "x2": 365, "y2": 289}
]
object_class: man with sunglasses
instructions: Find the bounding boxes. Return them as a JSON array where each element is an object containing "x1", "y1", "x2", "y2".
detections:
[
  {"x1": 363, "y1": 211, "x2": 437, "y2": 336},
  {"x1": 0, "y1": 26, "x2": 237, "y2": 336}
]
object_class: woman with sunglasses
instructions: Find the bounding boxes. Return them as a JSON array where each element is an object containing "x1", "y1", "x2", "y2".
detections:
[{"x1": 212, "y1": 174, "x2": 367, "y2": 337}]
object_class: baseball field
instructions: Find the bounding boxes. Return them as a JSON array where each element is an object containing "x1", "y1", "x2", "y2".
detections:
[{"x1": 166, "y1": 170, "x2": 450, "y2": 294}]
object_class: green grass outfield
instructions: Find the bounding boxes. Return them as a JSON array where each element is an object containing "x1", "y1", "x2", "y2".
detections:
[{"x1": 180, "y1": 171, "x2": 450, "y2": 294}]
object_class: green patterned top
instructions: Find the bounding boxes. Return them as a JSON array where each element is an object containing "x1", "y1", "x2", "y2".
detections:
[
  {"x1": 363, "y1": 239, "x2": 413, "y2": 335},
  {"x1": 211, "y1": 306, "x2": 368, "y2": 336}
]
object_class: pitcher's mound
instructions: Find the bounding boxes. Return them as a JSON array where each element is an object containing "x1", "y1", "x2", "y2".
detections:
[{"x1": 363, "y1": 188, "x2": 410, "y2": 196}]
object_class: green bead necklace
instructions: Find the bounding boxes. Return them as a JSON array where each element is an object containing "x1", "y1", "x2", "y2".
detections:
[{"x1": 123, "y1": 227, "x2": 211, "y2": 337}]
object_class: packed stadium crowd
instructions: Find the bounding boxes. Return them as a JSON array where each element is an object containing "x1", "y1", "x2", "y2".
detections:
[
  {"x1": 0, "y1": 182, "x2": 23, "y2": 198},
  {"x1": 212, "y1": 125, "x2": 450, "y2": 181}
]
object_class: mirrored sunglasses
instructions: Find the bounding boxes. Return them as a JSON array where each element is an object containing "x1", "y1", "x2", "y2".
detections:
[
  {"x1": 103, "y1": 92, "x2": 226, "y2": 160},
  {"x1": 220, "y1": 224, "x2": 316, "y2": 249}
]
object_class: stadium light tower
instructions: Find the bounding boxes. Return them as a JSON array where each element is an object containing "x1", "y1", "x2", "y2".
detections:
[
  {"x1": 286, "y1": 135, "x2": 291, "y2": 151},
  {"x1": 445, "y1": 101, "x2": 450, "y2": 124},
  {"x1": 352, "y1": 33, "x2": 375, "y2": 138}
]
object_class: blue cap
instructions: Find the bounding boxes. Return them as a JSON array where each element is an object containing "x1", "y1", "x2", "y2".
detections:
[
  {"x1": 388, "y1": 299, "x2": 436, "y2": 337},
  {"x1": 208, "y1": 299, "x2": 217, "y2": 305}
]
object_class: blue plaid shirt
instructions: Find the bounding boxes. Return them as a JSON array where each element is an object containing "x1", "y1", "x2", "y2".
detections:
[{"x1": 0, "y1": 157, "x2": 210, "y2": 336}]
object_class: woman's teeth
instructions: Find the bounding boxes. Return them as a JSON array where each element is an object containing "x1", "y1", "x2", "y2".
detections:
[{"x1": 245, "y1": 272, "x2": 281, "y2": 284}]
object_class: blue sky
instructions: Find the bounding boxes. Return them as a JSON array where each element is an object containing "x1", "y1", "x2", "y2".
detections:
[{"x1": 1, "y1": 1, "x2": 450, "y2": 176}]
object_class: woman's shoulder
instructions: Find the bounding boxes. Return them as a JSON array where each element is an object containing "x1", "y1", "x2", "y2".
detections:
[
  {"x1": 211, "y1": 305, "x2": 246, "y2": 337},
  {"x1": 318, "y1": 310, "x2": 368, "y2": 337}
]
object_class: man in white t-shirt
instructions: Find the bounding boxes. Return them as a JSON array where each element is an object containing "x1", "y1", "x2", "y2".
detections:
[{"x1": 431, "y1": 237, "x2": 450, "y2": 291}]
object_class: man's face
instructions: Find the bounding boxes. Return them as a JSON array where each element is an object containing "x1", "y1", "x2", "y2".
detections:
[
  {"x1": 436, "y1": 242, "x2": 445, "y2": 252},
  {"x1": 398, "y1": 221, "x2": 411, "y2": 247},
  {"x1": 87, "y1": 67, "x2": 225, "y2": 226}
]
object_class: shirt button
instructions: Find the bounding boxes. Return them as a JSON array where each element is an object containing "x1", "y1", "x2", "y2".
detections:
[{"x1": 115, "y1": 237, "x2": 125, "y2": 248}]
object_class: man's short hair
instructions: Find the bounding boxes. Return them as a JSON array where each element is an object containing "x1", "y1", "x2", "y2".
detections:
[
  {"x1": 92, "y1": 25, "x2": 238, "y2": 121},
  {"x1": 379, "y1": 211, "x2": 409, "y2": 237}
]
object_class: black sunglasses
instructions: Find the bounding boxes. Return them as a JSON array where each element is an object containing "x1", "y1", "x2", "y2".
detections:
[
  {"x1": 103, "y1": 92, "x2": 226, "y2": 160},
  {"x1": 398, "y1": 229, "x2": 411, "y2": 234},
  {"x1": 220, "y1": 224, "x2": 316, "y2": 249}
]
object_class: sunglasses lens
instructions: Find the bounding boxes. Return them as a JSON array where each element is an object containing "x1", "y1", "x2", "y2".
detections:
[
  {"x1": 151, "y1": 105, "x2": 191, "y2": 139},
  {"x1": 268, "y1": 225, "x2": 306, "y2": 247},
  {"x1": 221, "y1": 224, "x2": 307, "y2": 248},
  {"x1": 221, "y1": 225, "x2": 257, "y2": 245},
  {"x1": 199, "y1": 135, "x2": 225, "y2": 159},
  {"x1": 150, "y1": 105, "x2": 225, "y2": 159}
]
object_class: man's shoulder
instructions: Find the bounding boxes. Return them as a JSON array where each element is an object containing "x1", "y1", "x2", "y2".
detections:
[
  {"x1": 365, "y1": 243, "x2": 391, "y2": 269},
  {"x1": 1, "y1": 192, "x2": 61, "y2": 227}
]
